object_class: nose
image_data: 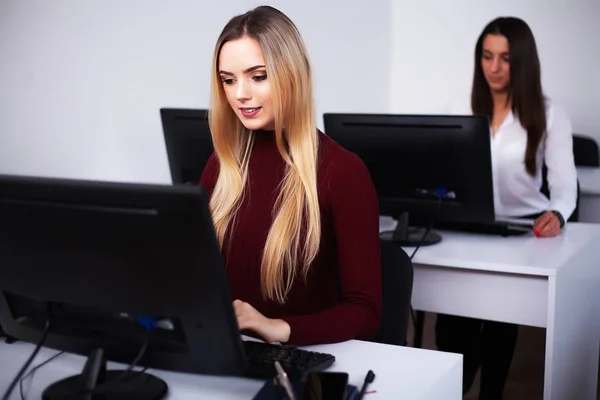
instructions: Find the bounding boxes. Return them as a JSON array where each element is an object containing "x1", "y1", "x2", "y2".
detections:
[
  {"x1": 236, "y1": 79, "x2": 251, "y2": 102},
  {"x1": 491, "y1": 57, "x2": 501, "y2": 73}
]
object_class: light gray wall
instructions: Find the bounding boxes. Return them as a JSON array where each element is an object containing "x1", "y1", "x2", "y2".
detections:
[{"x1": 0, "y1": 0, "x2": 391, "y2": 183}]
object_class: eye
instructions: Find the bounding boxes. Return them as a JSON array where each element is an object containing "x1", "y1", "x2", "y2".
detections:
[
  {"x1": 252, "y1": 74, "x2": 267, "y2": 82},
  {"x1": 482, "y1": 54, "x2": 492, "y2": 60},
  {"x1": 221, "y1": 78, "x2": 235, "y2": 85}
]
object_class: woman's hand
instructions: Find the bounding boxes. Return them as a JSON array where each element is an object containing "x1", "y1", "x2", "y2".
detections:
[
  {"x1": 533, "y1": 211, "x2": 562, "y2": 237},
  {"x1": 233, "y1": 299, "x2": 291, "y2": 343}
]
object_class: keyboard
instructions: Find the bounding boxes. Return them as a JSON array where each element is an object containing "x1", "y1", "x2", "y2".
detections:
[
  {"x1": 436, "y1": 220, "x2": 533, "y2": 236},
  {"x1": 243, "y1": 340, "x2": 336, "y2": 379}
]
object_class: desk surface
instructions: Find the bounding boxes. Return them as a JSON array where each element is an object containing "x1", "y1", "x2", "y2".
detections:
[
  {"x1": 577, "y1": 166, "x2": 600, "y2": 196},
  {"x1": 1, "y1": 339, "x2": 462, "y2": 400},
  {"x1": 380, "y1": 216, "x2": 600, "y2": 276}
]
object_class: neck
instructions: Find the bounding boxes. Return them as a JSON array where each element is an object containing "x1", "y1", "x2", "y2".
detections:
[
  {"x1": 253, "y1": 128, "x2": 276, "y2": 143},
  {"x1": 491, "y1": 90, "x2": 511, "y2": 111}
]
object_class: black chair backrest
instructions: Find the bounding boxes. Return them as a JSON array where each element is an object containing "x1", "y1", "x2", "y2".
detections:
[
  {"x1": 573, "y1": 134, "x2": 600, "y2": 167},
  {"x1": 372, "y1": 239, "x2": 413, "y2": 346}
]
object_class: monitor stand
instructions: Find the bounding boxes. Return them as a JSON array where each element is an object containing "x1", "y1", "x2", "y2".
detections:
[
  {"x1": 42, "y1": 348, "x2": 168, "y2": 400},
  {"x1": 379, "y1": 212, "x2": 442, "y2": 246}
]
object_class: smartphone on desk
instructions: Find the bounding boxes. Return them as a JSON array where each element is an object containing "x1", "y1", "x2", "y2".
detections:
[
  {"x1": 252, "y1": 371, "x2": 357, "y2": 400},
  {"x1": 301, "y1": 371, "x2": 356, "y2": 400}
]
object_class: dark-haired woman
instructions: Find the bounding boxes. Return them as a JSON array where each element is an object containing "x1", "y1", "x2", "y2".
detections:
[{"x1": 437, "y1": 16, "x2": 577, "y2": 399}]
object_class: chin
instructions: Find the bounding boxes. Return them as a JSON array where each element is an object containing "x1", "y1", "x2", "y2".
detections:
[
  {"x1": 488, "y1": 82, "x2": 509, "y2": 93},
  {"x1": 236, "y1": 112, "x2": 274, "y2": 131},
  {"x1": 239, "y1": 119, "x2": 269, "y2": 131},
  {"x1": 486, "y1": 79, "x2": 509, "y2": 92}
]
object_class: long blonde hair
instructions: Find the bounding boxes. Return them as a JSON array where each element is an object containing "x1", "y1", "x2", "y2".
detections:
[{"x1": 208, "y1": 6, "x2": 320, "y2": 304}]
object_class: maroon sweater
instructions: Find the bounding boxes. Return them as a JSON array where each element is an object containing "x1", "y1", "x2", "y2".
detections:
[{"x1": 200, "y1": 130, "x2": 382, "y2": 345}]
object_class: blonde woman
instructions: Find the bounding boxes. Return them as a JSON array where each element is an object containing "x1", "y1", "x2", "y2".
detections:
[{"x1": 200, "y1": 6, "x2": 382, "y2": 346}]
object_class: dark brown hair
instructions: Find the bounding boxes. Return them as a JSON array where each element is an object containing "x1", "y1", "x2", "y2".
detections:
[{"x1": 471, "y1": 17, "x2": 546, "y2": 176}]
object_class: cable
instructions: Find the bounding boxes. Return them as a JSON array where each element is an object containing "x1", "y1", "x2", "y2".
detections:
[
  {"x1": 97, "y1": 339, "x2": 149, "y2": 390},
  {"x1": 63, "y1": 336, "x2": 149, "y2": 399},
  {"x1": 407, "y1": 194, "x2": 444, "y2": 336},
  {"x1": 409, "y1": 195, "x2": 444, "y2": 261},
  {"x1": 1, "y1": 320, "x2": 51, "y2": 400},
  {"x1": 17, "y1": 352, "x2": 148, "y2": 400},
  {"x1": 19, "y1": 351, "x2": 65, "y2": 400}
]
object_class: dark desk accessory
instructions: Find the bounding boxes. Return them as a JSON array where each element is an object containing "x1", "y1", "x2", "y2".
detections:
[
  {"x1": 356, "y1": 370, "x2": 375, "y2": 400},
  {"x1": 253, "y1": 369, "x2": 359, "y2": 400}
]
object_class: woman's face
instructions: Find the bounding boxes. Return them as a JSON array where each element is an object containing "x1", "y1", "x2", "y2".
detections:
[
  {"x1": 218, "y1": 36, "x2": 274, "y2": 131},
  {"x1": 481, "y1": 33, "x2": 511, "y2": 93}
]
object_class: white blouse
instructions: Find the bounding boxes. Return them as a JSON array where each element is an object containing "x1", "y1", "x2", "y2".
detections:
[{"x1": 447, "y1": 99, "x2": 578, "y2": 221}]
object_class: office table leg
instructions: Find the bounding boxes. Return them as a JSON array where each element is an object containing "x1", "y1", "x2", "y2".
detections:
[{"x1": 543, "y1": 248, "x2": 600, "y2": 400}]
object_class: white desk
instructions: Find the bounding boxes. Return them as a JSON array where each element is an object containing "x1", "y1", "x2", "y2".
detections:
[
  {"x1": 381, "y1": 217, "x2": 600, "y2": 400},
  {"x1": 577, "y1": 166, "x2": 600, "y2": 222},
  {"x1": 0, "y1": 339, "x2": 462, "y2": 400}
]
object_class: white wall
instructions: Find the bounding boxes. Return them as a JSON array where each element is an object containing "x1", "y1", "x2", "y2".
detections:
[
  {"x1": 0, "y1": 0, "x2": 390, "y2": 183},
  {"x1": 2, "y1": 1, "x2": 598, "y2": 184},
  {"x1": 391, "y1": 0, "x2": 600, "y2": 143}
]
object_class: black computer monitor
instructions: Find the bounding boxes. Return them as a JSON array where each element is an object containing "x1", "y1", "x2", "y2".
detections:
[
  {"x1": 0, "y1": 174, "x2": 247, "y2": 398},
  {"x1": 160, "y1": 108, "x2": 213, "y2": 185},
  {"x1": 323, "y1": 113, "x2": 495, "y2": 246}
]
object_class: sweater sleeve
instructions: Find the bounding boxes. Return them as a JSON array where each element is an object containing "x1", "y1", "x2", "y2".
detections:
[
  {"x1": 199, "y1": 153, "x2": 219, "y2": 196},
  {"x1": 282, "y1": 153, "x2": 382, "y2": 345}
]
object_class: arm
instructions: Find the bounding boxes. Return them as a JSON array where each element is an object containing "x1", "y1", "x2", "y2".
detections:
[
  {"x1": 281, "y1": 154, "x2": 383, "y2": 345},
  {"x1": 544, "y1": 104, "x2": 578, "y2": 222}
]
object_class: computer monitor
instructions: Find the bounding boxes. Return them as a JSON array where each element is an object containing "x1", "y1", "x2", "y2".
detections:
[
  {"x1": 160, "y1": 108, "x2": 213, "y2": 185},
  {"x1": 323, "y1": 113, "x2": 495, "y2": 246},
  {"x1": 0, "y1": 174, "x2": 247, "y2": 398}
]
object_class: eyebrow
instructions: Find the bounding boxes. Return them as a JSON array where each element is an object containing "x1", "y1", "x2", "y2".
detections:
[
  {"x1": 483, "y1": 49, "x2": 509, "y2": 55},
  {"x1": 219, "y1": 65, "x2": 266, "y2": 76}
]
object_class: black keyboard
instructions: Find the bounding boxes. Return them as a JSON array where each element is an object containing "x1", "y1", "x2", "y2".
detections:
[
  {"x1": 436, "y1": 220, "x2": 532, "y2": 236},
  {"x1": 243, "y1": 340, "x2": 335, "y2": 379}
]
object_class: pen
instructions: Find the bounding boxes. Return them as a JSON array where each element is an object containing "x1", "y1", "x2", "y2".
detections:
[
  {"x1": 357, "y1": 370, "x2": 375, "y2": 400},
  {"x1": 274, "y1": 361, "x2": 297, "y2": 400}
]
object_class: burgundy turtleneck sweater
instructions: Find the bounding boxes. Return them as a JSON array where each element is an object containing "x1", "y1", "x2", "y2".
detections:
[{"x1": 200, "y1": 130, "x2": 381, "y2": 345}]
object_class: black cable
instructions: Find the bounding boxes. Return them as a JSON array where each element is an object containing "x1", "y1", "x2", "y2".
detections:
[
  {"x1": 409, "y1": 195, "x2": 443, "y2": 261},
  {"x1": 407, "y1": 195, "x2": 444, "y2": 332},
  {"x1": 17, "y1": 353, "x2": 148, "y2": 400},
  {"x1": 1, "y1": 319, "x2": 51, "y2": 400},
  {"x1": 96, "y1": 338, "x2": 148, "y2": 390},
  {"x1": 63, "y1": 336, "x2": 149, "y2": 399},
  {"x1": 19, "y1": 351, "x2": 65, "y2": 400}
]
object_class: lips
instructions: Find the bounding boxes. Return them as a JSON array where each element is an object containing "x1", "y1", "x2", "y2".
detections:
[{"x1": 240, "y1": 107, "x2": 262, "y2": 118}]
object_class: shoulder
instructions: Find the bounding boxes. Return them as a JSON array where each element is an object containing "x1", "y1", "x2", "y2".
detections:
[
  {"x1": 318, "y1": 131, "x2": 372, "y2": 182},
  {"x1": 316, "y1": 131, "x2": 377, "y2": 206},
  {"x1": 317, "y1": 132, "x2": 379, "y2": 213},
  {"x1": 544, "y1": 98, "x2": 572, "y2": 131}
]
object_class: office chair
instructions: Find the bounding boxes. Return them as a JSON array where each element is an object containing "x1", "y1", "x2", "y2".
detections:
[
  {"x1": 370, "y1": 239, "x2": 414, "y2": 346},
  {"x1": 573, "y1": 134, "x2": 600, "y2": 167}
]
